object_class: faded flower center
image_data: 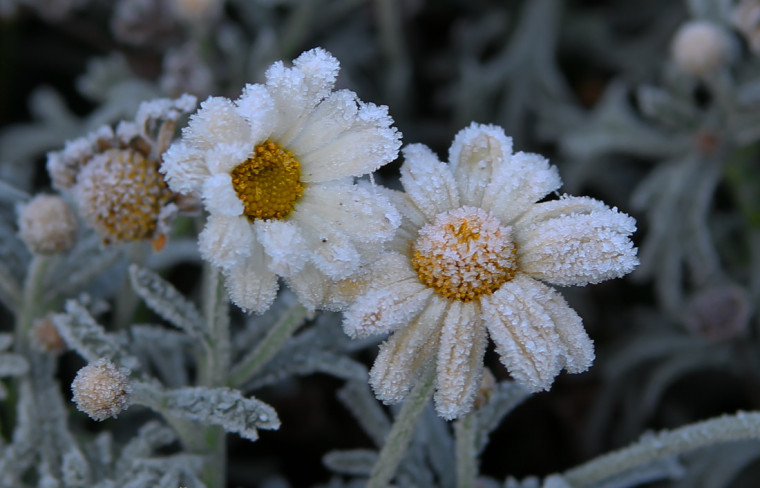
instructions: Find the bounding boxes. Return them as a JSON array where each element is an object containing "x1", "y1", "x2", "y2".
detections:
[
  {"x1": 412, "y1": 206, "x2": 517, "y2": 302},
  {"x1": 78, "y1": 148, "x2": 171, "y2": 243},
  {"x1": 231, "y1": 140, "x2": 305, "y2": 221}
]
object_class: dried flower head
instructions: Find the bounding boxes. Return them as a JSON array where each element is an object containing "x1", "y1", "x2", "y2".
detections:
[
  {"x1": 161, "y1": 48, "x2": 401, "y2": 313},
  {"x1": 47, "y1": 95, "x2": 197, "y2": 247},
  {"x1": 30, "y1": 316, "x2": 67, "y2": 354},
  {"x1": 17, "y1": 194, "x2": 78, "y2": 254},
  {"x1": 342, "y1": 123, "x2": 638, "y2": 419},
  {"x1": 71, "y1": 358, "x2": 132, "y2": 421},
  {"x1": 670, "y1": 20, "x2": 735, "y2": 78}
]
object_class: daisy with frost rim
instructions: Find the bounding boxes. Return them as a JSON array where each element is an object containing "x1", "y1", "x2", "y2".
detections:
[
  {"x1": 161, "y1": 48, "x2": 401, "y2": 313},
  {"x1": 342, "y1": 123, "x2": 639, "y2": 420}
]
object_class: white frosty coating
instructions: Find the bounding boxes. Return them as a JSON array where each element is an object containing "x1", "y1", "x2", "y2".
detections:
[
  {"x1": 17, "y1": 194, "x2": 78, "y2": 254},
  {"x1": 342, "y1": 123, "x2": 638, "y2": 419},
  {"x1": 71, "y1": 358, "x2": 132, "y2": 421},
  {"x1": 161, "y1": 47, "x2": 402, "y2": 313},
  {"x1": 434, "y1": 301, "x2": 487, "y2": 420},
  {"x1": 671, "y1": 20, "x2": 735, "y2": 77},
  {"x1": 514, "y1": 195, "x2": 639, "y2": 286}
]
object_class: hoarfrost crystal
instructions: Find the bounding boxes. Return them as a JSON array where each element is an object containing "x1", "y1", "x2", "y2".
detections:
[
  {"x1": 342, "y1": 123, "x2": 639, "y2": 419},
  {"x1": 161, "y1": 48, "x2": 401, "y2": 313}
]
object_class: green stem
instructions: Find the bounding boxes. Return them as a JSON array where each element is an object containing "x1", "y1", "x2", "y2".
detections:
[
  {"x1": 366, "y1": 364, "x2": 436, "y2": 488},
  {"x1": 454, "y1": 410, "x2": 478, "y2": 488},
  {"x1": 563, "y1": 411, "x2": 760, "y2": 487},
  {"x1": 15, "y1": 255, "x2": 51, "y2": 347},
  {"x1": 227, "y1": 302, "x2": 308, "y2": 388}
]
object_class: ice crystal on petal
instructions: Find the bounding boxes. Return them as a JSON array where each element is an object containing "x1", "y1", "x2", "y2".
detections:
[
  {"x1": 161, "y1": 48, "x2": 401, "y2": 313},
  {"x1": 343, "y1": 123, "x2": 637, "y2": 418}
]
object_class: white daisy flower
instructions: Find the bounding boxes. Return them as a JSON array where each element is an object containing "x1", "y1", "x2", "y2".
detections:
[
  {"x1": 342, "y1": 123, "x2": 639, "y2": 420},
  {"x1": 161, "y1": 48, "x2": 401, "y2": 313}
]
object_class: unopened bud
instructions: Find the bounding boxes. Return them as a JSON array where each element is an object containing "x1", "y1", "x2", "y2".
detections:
[
  {"x1": 671, "y1": 21, "x2": 735, "y2": 78},
  {"x1": 71, "y1": 358, "x2": 132, "y2": 421},
  {"x1": 17, "y1": 194, "x2": 78, "y2": 254}
]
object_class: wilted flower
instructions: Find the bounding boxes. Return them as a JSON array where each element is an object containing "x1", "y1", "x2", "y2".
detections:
[
  {"x1": 670, "y1": 20, "x2": 735, "y2": 78},
  {"x1": 71, "y1": 358, "x2": 132, "y2": 421},
  {"x1": 342, "y1": 123, "x2": 638, "y2": 419},
  {"x1": 17, "y1": 194, "x2": 78, "y2": 254},
  {"x1": 161, "y1": 48, "x2": 401, "y2": 313},
  {"x1": 47, "y1": 95, "x2": 197, "y2": 247}
]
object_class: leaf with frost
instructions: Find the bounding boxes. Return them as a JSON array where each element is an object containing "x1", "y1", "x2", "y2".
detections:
[
  {"x1": 590, "y1": 456, "x2": 683, "y2": 488},
  {"x1": 336, "y1": 381, "x2": 391, "y2": 447},
  {"x1": 323, "y1": 449, "x2": 377, "y2": 476},
  {"x1": 128, "y1": 265, "x2": 207, "y2": 343},
  {"x1": 245, "y1": 351, "x2": 367, "y2": 390},
  {"x1": 159, "y1": 386, "x2": 280, "y2": 441},
  {"x1": 0, "y1": 179, "x2": 31, "y2": 203},
  {"x1": 52, "y1": 300, "x2": 141, "y2": 373},
  {"x1": 118, "y1": 421, "x2": 177, "y2": 466},
  {"x1": 416, "y1": 405, "x2": 455, "y2": 487},
  {"x1": 0, "y1": 352, "x2": 30, "y2": 378},
  {"x1": 46, "y1": 235, "x2": 123, "y2": 301},
  {"x1": 474, "y1": 381, "x2": 531, "y2": 453},
  {"x1": 62, "y1": 448, "x2": 91, "y2": 488},
  {"x1": 130, "y1": 325, "x2": 192, "y2": 388}
]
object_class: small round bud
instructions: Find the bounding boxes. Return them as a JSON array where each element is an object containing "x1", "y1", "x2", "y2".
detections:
[
  {"x1": 30, "y1": 316, "x2": 66, "y2": 354},
  {"x1": 17, "y1": 194, "x2": 78, "y2": 254},
  {"x1": 671, "y1": 21, "x2": 735, "y2": 78},
  {"x1": 682, "y1": 285, "x2": 750, "y2": 342},
  {"x1": 71, "y1": 359, "x2": 132, "y2": 421}
]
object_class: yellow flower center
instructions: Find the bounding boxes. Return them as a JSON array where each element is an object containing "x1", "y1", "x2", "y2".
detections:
[
  {"x1": 231, "y1": 140, "x2": 305, "y2": 221},
  {"x1": 412, "y1": 206, "x2": 517, "y2": 302},
  {"x1": 78, "y1": 149, "x2": 171, "y2": 243}
]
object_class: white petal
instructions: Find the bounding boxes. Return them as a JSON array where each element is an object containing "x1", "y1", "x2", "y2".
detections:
[
  {"x1": 223, "y1": 251, "x2": 279, "y2": 314},
  {"x1": 398, "y1": 144, "x2": 460, "y2": 221},
  {"x1": 482, "y1": 151, "x2": 562, "y2": 225},
  {"x1": 481, "y1": 275, "x2": 567, "y2": 392},
  {"x1": 160, "y1": 141, "x2": 210, "y2": 194},
  {"x1": 515, "y1": 196, "x2": 639, "y2": 286},
  {"x1": 235, "y1": 83, "x2": 277, "y2": 143},
  {"x1": 265, "y1": 48, "x2": 339, "y2": 143},
  {"x1": 310, "y1": 230, "x2": 362, "y2": 280},
  {"x1": 183, "y1": 97, "x2": 252, "y2": 150},
  {"x1": 434, "y1": 301, "x2": 487, "y2": 420},
  {"x1": 254, "y1": 219, "x2": 308, "y2": 277},
  {"x1": 287, "y1": 89, "x2": 360, "y2": 155},
  {"x1": 369, "y1": 296, "x2": 448, "y2": 404},
  {"x1": 448, "y1": 123, "x2": 513, "y2": 208},
  {"x1": 204, "y1": 142, "x2": 252, "y2": 175},
  {"x1": 342, "y1": 280, "x2": 433, "y2": 338},
  {"x1": 297, "y1": 104, "x2": 399, "y2": 183},
  {"x1": 294, "y1": 180, "x2": 400, "y2": 244},
  {"x1": 198, "y1": 214, "x2": 254, "y2": 270},
  {"x1": 201, "y1": 174, "x2": 244, "y2": 217}
]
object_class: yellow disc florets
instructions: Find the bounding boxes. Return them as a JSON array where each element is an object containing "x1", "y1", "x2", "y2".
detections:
[
  {"x1": 76, "y1": 148, "x2": 171, "y2": 243},
  {"x1": 231, "y1": 140, "x2": 305, "y2": 222},
  {"x1": 412, "y1": 206, "x2": 518, "y2": 302}
]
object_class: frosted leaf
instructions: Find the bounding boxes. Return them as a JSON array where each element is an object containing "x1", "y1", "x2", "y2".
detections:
[
  {"x1": 336, "y1": 381, "x2": 391, "y2": 447},
  {"x1": 119, "y1": 420, "x2": 177, "y2": 462},
  {"x1": 245, "y1": 351, "x2": 367, "y2": 390},
  {"x1": 45, "y1": 234, "x2": 123, "y2": 300},
  {"x1": 0, "y1": 352, "x2": 29, "y2": 378},
  {"x1": 130, "y1": 325, "x2": 191, "y2": 388},
  {"x1": 128, "y1": 265, "x2": 207, "y2": 342},
  {"x1": 323, "y1": 449, "x2": 378, "y2": 476},
  {"x1": 62, "y1": 448, "x2": 90, "y2": 487},
  {"x1": 160, "y1": 386, "x2": 280, "y2": 441},
  {"x1": 53, "y1": 300, "x2": 142, "y2": 373}
]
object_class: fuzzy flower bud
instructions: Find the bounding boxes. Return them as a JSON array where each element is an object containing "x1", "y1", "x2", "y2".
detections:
[
  {"x1": 17, "y1": 194, "x2": 78, "y2": 254},
  {"x1": 30, "y1": 316, "x2": 67, "y2": 354},
  {"x1": 71, "y1": 359, "x2": 132, "y2": 421},
  {"x1": 670, "y1": 21, "x2": 735, "y2": 78}
]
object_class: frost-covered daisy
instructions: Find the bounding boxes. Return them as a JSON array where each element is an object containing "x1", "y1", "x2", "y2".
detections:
[
  {"x1": 161, "y1": 48, "x2": 401, "y2": 313},
  {"x1": 342, "y1": 123, "x2": 638, "y2": 420}
]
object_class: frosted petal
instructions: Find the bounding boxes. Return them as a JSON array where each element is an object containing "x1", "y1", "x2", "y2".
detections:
[
  {"x1": 342, "y1": 280, "x2": 433, "y2": 338},
  {"x1": 234, "y1": 83, "x2": 277, "y2": 143},
  {"x1": 399, "y1": 144, "x2": 460, "y2": 221},
  {"x1": 223, "y1": 247, "x2": 279, "y2": 314},
  {"x1": 448, "y1": 123, "x2": 512, "y2": 208},
  {"x1": 515, "y1": 196, "x2": 639, "y2": 286},
  {"x1": 434, "y1": 301, "x2": 487, "y2": 420},
  {"x1": 160, "y1": 141, "x2": 209, "y2": 194},
  {"x1": 183, "y1": 97, "x2": 252, "y2": 150},
  {"x1": 198, "y1": 214, "x2": 255, "y2": 270},
  {"x1": 369, "y1": 296, "x2": 448, "y2": 404},
  {"x1": 254, "y1": 219, "x2": 308, "y2": 277},
  {"x1": 201, "y1": 174, "x2": 244, "y2": 217},
  {"x1": 482, "y1": 275, "x2": 567, "y2": 392}
]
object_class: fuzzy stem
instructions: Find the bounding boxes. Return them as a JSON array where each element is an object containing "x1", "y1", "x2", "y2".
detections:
[
  {"x1": 16, "y1": 254, "x2": 51, "y2": 346},
  {"x1": 114, "y1": 242, "x2": 149, "y2": 331},
  {"x1": 227, "y1": 302, "x2": 308, "y2": 388},
  {"x1": 366, "y1": 364, "x2": 436, "y2": 488},
  {"x1": 563, "y1": 411, "x2": 760, "y2": 487},
  {"x1": 454, "y1": 410, "x2": 478, "y2": 488}
]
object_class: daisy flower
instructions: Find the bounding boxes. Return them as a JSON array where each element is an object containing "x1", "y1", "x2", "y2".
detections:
[
  {"x1": 342, "y1": 123, "x2": 639, "y2": 420},
  {"x1": 161, "y1": 48, "x2": 401, "y2": 313}
]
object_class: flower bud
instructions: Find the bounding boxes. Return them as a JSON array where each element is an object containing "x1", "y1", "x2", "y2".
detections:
[
  {"x1": 30, "y1": 316, "x2": 66, "y2": 354},
  {"x1": 17, "y1": 194, "x2": 78, "y2": 254},
  {"x1": 671, "y1": 21, "x2": 735, "y2": 78},
  {"x1": 71, "y1": 358, "x2": 132, "y2": 421}
]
